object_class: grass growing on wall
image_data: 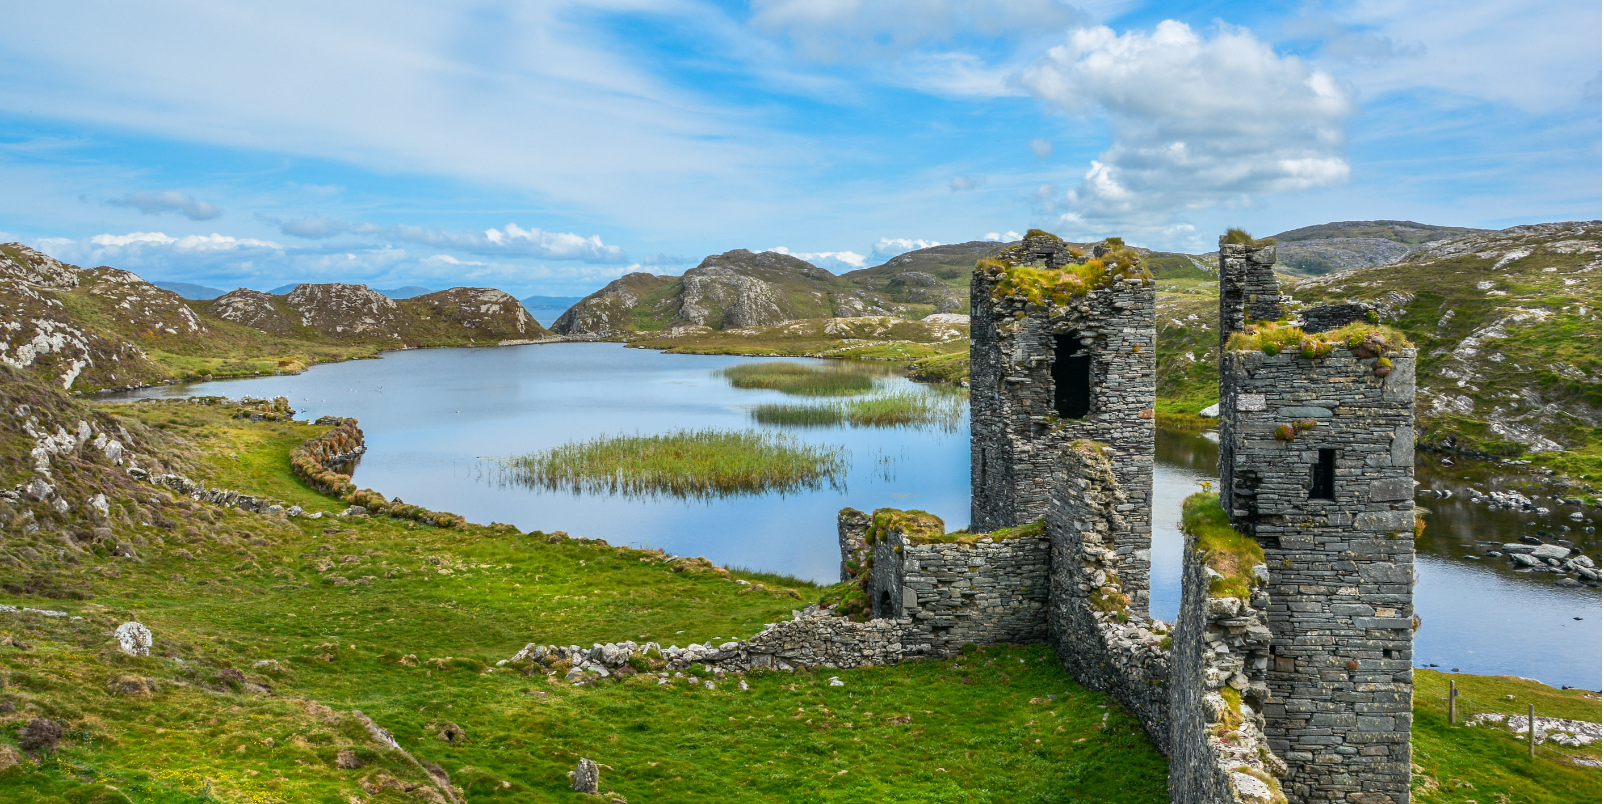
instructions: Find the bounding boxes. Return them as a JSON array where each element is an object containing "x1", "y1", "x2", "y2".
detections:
[
  {"x1": 1180, "y1": 492, "x2": 1264, "y2": 601},
  {"x1": 505, "y1": 429, "x2": 848, "y2": 499}
]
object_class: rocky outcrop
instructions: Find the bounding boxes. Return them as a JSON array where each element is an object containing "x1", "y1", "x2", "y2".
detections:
[
  {"x1": 408, "y1": 287, "x2": 538, "y2": 341},
  {"x1": 554, "y1": 242, "x2": 1005, "y2": 337},
  {"x1": 207, "y1": 289, "x2": 295, "y2": 335},
  {"x1": 286, "y1": 283, "x2": 404, "y2": 337}
]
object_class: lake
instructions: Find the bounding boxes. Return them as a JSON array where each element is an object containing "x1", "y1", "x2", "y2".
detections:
[{"x1": 107, "y1": 342, "x2": 1602, "y2": 689}]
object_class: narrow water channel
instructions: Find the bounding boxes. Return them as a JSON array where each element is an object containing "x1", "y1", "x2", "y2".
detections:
[{"x1": 106, "y1": 342, "x2": 1602, "y2": 688}]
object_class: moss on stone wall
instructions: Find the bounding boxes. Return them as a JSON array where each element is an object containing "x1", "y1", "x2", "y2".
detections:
[
  {"x1": 1224, "y1": 321, "x2": 1411, "y2": 356},
  {"x1": 1181, "y1": 492, "x2": 1264, "y2": 602}
]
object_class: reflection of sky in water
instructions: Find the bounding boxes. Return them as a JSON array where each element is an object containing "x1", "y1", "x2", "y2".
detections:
[{"x1": 107, "y1": 342, "x2": 1602, "y2": 689}]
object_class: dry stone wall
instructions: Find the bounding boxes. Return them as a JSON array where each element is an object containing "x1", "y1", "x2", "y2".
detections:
[
  {"x1": 865, "y1": 526, "x2": 1050, "y2": 655},
  {"x1": 1169, "y1": 526, "x2": 1287, "y2": 804},
  {"x1": 1044, "y1": 442, "x2": 1171, "y2": 744}
]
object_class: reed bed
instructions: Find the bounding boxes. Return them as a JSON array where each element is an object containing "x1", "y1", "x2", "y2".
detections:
[
  {"x1": 719, "y1": 361, "x2": 883, "y2": 396},
  {"x1": 504, "y1": 429, "x2": 847, "y2": 499},
  {"x1": 751, "y1": 390, "x2": 966, "y2": 431}
]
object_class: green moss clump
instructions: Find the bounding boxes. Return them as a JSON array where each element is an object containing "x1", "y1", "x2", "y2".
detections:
[
  {"x1": 1182, "y1": 493, "x2": 1264, "y2": 602},
  {"x1": 984, "y1": 243, "x2": 1151, "y2": 306},
  {"x1": 1227, "y1": 321, "x2": 1412, "y2": 357},
  {"x1": 915, "y1": 518, "x2": 1046, "y2": 546},
  {"x1": 867, "y1": 508, "x2": 946, "y2": 544},
  {"x1": 1023, "y1": 228, "x2": 1061, "y2": 241}
]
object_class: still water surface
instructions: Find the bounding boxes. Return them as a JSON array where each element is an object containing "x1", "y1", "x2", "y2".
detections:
[{"x1": 108, "y1": 343, "x2": 1601, "y2": 688}]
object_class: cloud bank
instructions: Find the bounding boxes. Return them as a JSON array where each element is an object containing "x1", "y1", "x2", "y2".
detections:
[{"x1": 1018, "y1": 20, "x2": 1355, "y2": 239}]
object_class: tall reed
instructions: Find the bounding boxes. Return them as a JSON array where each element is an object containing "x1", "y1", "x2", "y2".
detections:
[{"x1": 504, "y1": 429, "x2": 846, "y2": 500}]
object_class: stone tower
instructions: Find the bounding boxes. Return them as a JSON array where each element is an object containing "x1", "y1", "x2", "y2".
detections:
[
  {"x1": 969, "y1": 231, "x2": 1156, "y2": 615},
  {"x1": 1218, "y1": 238, "x2": 1283, "y2": 345},
  {"x1": 1217, "y1": 241, "x2": 1416, "y2": 803}
]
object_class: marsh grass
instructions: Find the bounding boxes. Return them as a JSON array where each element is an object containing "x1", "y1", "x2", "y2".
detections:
[
  {"x1": 751, "y1": 390, "x2": 966, "y2": 431},
  {"x1": 504, "y1": 429, "x2": 847, "y2": 499},
  {"x1": 719, "y1": 361, "x2": 881, "y2": 396}
]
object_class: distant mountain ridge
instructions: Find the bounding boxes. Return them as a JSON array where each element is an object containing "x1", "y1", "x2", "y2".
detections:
[
  {"x1": 153, "y1": 280, "x2": 227, "y2": 300},
  {"x1": 268, "y1": 283, "x2": 433, "y2": 299},
  {"x1": 0, "y1": 243, "x2": 547, "y2": 392},
  {"x1": 551, "y1": 242, "x2": 1008, "y2": 338}
]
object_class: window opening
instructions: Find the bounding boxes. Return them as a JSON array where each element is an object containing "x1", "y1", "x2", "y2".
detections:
[
  {"x1": 1052, "y1": 332, "x2": 1091, "y2": 419},
  {"x1": 1310, "y1": 448, "x2": 1337, "y2": 500}
]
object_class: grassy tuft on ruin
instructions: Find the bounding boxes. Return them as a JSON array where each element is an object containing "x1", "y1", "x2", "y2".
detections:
[
  {"x1": 1224, "y1": 320, "x2": 1412, "y2": 357},
  {"x1": 980, "y1": 240, "x2": 1151, "y2": 307},
  {"x1": 1222, "y1": 228, "x2": 1277, "y2": 247},
  {"x1": 1181, "y1": 492, "x2": 1264, "y2": 601},
  {"x1": 867, "y1": 508, "x2": 947, "y2": 543},
  {"x1": 504, "y1": 429, "x2": 847, "y2": 499}
]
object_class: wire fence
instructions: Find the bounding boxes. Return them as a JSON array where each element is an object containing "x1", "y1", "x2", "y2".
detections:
[{"x1": 1419, "y1": 683, "x2": 1601, "y2": 765}]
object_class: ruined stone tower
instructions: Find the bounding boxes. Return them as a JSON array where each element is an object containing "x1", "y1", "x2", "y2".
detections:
[
  {"x1": 1217, "y1": 237, "x2": 1284, "y2": 345},
  {"x1": 1217, "y1": 236, "x2": 1417, "y2": 804},
  {"x1": 969, "y1": 231, "x2": 1156, "y2": 613}
]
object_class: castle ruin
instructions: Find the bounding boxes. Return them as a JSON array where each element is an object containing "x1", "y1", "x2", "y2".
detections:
[{"x1": 837, "y1": 229, "x2": 1416, "y2": 804}]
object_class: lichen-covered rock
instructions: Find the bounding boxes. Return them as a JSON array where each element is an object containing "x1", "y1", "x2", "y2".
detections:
[
  {"x1": 570, "y1": 757, "x2": 600, "y2": 793},
  {"x1": 114, "y1": 621, "x2": 153, "y2": 656}
]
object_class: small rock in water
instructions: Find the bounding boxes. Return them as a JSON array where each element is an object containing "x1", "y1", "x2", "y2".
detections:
[
  {"x1": 570, "y1": 757, "x2": 600, "y2": 793},
  {"x1": 114, "y1": 622, "x2": 153, "y2": 657}
]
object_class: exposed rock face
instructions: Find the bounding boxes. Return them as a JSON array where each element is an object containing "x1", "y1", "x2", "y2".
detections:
[
  {"x1": 1268, "y1": 219, "x2": 1490, "y2": 276},
  {"x1": 211, "y1": 283, "x2": 549, "y2": 344},
  {"x1": 288, "y1": 283, "x2": 404, "y2": 337},
  {"x1": 550, "y1": 272, "x2": 680, "y2": 338}
]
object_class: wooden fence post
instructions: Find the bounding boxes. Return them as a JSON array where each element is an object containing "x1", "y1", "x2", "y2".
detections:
[{"x1": 1448, "y1": 680, "x2": 1456, "y2": 725}]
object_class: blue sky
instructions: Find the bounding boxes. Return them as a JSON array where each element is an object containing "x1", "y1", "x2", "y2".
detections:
[{"x1": 0, "y1": 0, "x2": 1597, "y2": 297}]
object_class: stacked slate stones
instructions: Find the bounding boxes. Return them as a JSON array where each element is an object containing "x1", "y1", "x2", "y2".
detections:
[
  {"x1": 969, "y1": 231, "x2": 1157, "y2": 615},
  {"x1": 1216, "y1": 237, "x2": 1416, "y2": 804}
]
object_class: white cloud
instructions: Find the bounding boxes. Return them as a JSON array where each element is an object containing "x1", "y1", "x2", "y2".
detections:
[
  {"x1": 105, "y1": 190, "x2": 222, "y2": 221},
  {"x1": 1029, "y1": 137, "x2": 1054, "y2": 158},
  {"x1": 423, "y1": 254, "x2": 486, "y2": 266},
  {"x1": 872, "y1": 237, "x2": 942, "y2": 259},
  {"x1": 404, "y1": 224, "x2": 626, "y2": 263},
  {"x1": 82, "y1": 231, "x2": 282, "y2": 251},
  {"x1": 1017, "y1": 21, "x2": 1355, "y2": 237},
  {"x1": 751, "y1": 0, "x2": 1085, "y2": 61},
  {"x1": 263, "y1": 215, "x2": 626, "y2": 262},
  {"x1": 765, "y1": 245, "x2": 867, "y2": 271},
  {"x1": 949, "y1": 175, "x2": 986, "y2": 192},
  {"x1": 984, "y1": 231, "x2": 1021, "y2": 241}
]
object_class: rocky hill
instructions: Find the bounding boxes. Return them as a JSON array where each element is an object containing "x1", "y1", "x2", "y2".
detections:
[
  {"x1": 1267, "y1": 220, "x2": 1490, "y2": 276},
  {"x1": 0, "y1": 243, "x2": 549, "y2": 393},
  {"x1": 553, "y1": 243, "x2": 1008, "y2": 338}
]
